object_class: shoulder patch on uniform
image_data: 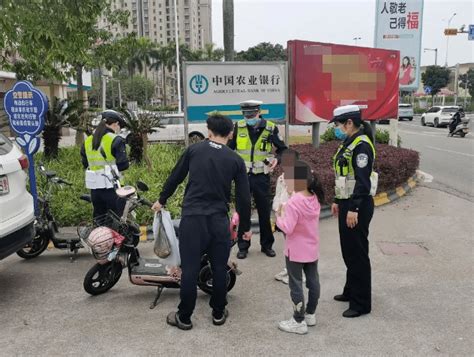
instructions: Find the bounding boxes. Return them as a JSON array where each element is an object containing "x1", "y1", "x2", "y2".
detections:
[{"x1": 356, "y1": 153, "x2": 369, "y2": 168}]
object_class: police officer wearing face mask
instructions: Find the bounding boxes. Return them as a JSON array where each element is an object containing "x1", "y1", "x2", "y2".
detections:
[
  {"x1": 80, "y1": 110, "x2": 129, "y2": 218},
  {"x1": 228, "y1": 100, "x2": 287, "y2": 259},
  {"x1": 329, "y1": 105, "x2": 377, "y2": 318}
]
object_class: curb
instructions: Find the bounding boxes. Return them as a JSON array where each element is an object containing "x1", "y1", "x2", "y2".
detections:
[{"x1": 137, "y1": 175, "x2": 419, "y2": 241}]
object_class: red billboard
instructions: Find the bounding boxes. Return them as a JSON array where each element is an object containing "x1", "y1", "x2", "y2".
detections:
[{"x1": 288, "y1": 40, "x2": 399, "y2": 123}]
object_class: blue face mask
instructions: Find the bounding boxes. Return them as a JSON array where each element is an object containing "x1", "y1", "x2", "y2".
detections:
[
  {"x1": 246, "y1": 119, "x2": 258, "y2": 126},
  {"x1": 334, "y1": 126, "x2": 347, "y2": 140}
]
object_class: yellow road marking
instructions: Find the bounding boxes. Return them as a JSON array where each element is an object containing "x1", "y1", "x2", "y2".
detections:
[
  {"x1": 396, "y1": 187, "x2": 406, "y2": 197},
  {"x1": 374, "y1": 192, "x2": 390, "y2": 206}
]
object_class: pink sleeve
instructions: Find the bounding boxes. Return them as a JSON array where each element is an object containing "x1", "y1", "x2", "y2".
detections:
[{"x1": 276, "y1": 201, "x2": 299, "y2": 235}]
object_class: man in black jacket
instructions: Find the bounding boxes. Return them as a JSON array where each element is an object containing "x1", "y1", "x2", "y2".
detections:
[{"x1": 152, "y1": 114, "x2": 252, "y2": 330}]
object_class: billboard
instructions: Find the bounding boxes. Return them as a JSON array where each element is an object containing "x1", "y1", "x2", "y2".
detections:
[
  {"x1": 183, "y1": 62, "x2": 287, "y2": 122},
  {"x1": 288, "y1": 40, "x2": 399, "y2": 124},
  {"x1": 374, "y1": 0, "x2": 424, "y2": 91}
]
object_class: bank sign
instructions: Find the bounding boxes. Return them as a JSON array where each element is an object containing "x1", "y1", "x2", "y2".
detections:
[{"x1": 184, "y1": 62, "x2": 287, "y2": 122}]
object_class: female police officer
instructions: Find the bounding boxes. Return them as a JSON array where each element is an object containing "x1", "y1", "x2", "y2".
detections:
[
  {"x1": 329, "y1": 105, "x2": 377, "y2": 318},
  {"x1": 80, "y1": 110, "x2": 129, "y2": 218}
]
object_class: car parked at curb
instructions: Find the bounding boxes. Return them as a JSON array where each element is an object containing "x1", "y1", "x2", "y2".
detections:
[
  {"x1": 0, "y1": 133, "x2": 35, "y2": 260},
  {"x1": 149, "y1": 113, "x2": 208, "y2": 144},
  {"x1": 398, "y1": 103, "x2": 414, "y2": 121},
  {"x1": 421, "y1": 106, "x2": 459, "y2": 128}
]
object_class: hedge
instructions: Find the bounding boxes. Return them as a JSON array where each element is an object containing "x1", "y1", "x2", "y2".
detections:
[
  {"x1": 271, "y1": 141, "x2": 419, "y2": 205},
  {"x1": 37, "y1": 141, "x2": 419, "y2": 226},
  {"x1": 36, "y1": 144, "x2": 185, "y2": 227}
]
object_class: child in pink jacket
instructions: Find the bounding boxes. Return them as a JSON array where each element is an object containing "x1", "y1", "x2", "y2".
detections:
[{"x1": 276, "y1": 160, "x2": 324, "y2": 335}]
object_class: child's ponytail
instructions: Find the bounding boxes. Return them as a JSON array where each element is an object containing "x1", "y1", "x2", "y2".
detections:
[{"x1": 309, "y1": 170, "x2": 325, "y2": 204}]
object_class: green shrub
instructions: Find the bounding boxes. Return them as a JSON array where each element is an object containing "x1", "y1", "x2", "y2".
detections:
[
  {"x1": 321, "y1": 127, "x2": 336, "y2": 142},
  {"x1": 36, "y1": 144, "x2": 185, "y2": 226}
]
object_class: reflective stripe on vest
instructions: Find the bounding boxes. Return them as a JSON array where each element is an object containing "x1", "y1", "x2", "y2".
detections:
[
  {"x1": 236, "y1": 119, "x2": 275, "y2": 174},
  {"x1": 333, "y1": 135, "x2": 376, "y2": 179},
  {"x1": 85, "y1": 133, "x2": 117, "y2": 171}
]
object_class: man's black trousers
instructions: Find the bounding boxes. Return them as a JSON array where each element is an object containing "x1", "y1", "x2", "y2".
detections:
[
  {"x1": 237, "y1": 173, "x2": 275, "y2": 251},
  {"x1": 338, "y1": 197, "x2": 374, "y2": 313},
  {"x1": 91, "y1": 188, "x2": 124, "y2": 218},
  {"x1": 177, "y1": 213, "x2": 231, "y2": 323}
]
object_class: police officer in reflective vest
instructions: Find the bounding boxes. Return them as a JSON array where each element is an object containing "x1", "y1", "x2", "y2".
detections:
[
  {"x1": 329, "y1": 105, "x2": 377, "y2": 318},
  {"x1": 228, "y1": 100, "x2": 287, "y2": 259},
  {"x1": 81, "y1": 110, "x2": 129, "y2": 218}
]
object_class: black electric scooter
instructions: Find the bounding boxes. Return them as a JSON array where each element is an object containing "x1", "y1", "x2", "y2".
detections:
[
  {"x1": 79, "y1": 179, "x2": 240, "y2": 309},
  {"x1": 17, "y1": 163, "x2": 83, "y2": 260}
]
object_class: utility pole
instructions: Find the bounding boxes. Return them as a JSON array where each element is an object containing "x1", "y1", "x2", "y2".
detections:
[
  {"x1": 444, "y1": 13, "x2": 456, "y2": 66},
  {"x1": 223, "y1": 0, "x2": 234, "y2": 61},
  {"x1": 173, "y1": 0, "x2": 182, "y2": 113}
]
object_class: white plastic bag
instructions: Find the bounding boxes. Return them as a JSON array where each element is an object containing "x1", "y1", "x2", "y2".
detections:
[{"x1": 152, "y1": 210, "x2": 180, "y2": 266}]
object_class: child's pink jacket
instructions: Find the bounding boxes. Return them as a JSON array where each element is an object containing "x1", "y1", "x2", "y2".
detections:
[{"x1": 276, "y1": 192, "x2": 320, "y2": 263}]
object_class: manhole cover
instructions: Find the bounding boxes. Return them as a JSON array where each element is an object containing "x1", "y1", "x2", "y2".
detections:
[{"x1": 377, "y1": 242, "x2": 429, "y2": 256}]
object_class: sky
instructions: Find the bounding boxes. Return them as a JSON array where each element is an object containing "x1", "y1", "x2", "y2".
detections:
[{"x1": 211, "y1": 0, "x2": 474, "y2": 66}]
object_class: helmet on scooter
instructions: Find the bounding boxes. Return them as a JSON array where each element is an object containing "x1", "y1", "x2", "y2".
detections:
[{"x1": 86, "y1": 226, "x2": 115, "y2": 260}]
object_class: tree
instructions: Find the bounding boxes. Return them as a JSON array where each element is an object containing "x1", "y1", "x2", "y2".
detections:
[
  {"x1": 202, "y1": 43, "x2": 225, "y2": 62},
  {"x1": 119, "y1": 109, "x2": 163, "y2": 168},
  {"x1": 223, "y1": 0, "x2": 234, "y2": 61},
  {"x1": 458, "y1": 68, "x2": 474, "y2": 98},
  {"x1": 236, "y1": 42, "x2": 287, "y2": 61},
  {"x1": 150, "y1": 44, "x2": 175, "y2": 107},
  {"x1": 421, "y1": 65, "x2": 451, "y2": 98},
  {"x1": 0, "y1": 0, "x2": 129, "y2": 145},
  {"x1": 42, "y1": 98, "x2": 74, "y2": 159}
]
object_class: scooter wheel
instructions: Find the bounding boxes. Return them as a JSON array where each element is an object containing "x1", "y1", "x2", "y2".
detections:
[
  {"x1": 197, "y1": 265, "x2": 237, "y2": 295},
  {"x1": 460, "y1": 132, "x2": 466, "y2": 138},
  {"x1": 83, "y1": 262, "x2": 122, "y2": 295},
  {"x1": 16, "y1": 233, "x2": 50, "y2": 259}
]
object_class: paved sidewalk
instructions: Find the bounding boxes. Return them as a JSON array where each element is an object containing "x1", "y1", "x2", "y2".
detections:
[{"x1": 0, "y1": 186, "x2": 473, "y2": 356}]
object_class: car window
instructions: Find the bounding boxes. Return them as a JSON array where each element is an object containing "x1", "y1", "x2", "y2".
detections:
[
  {"x1": 399, "y1": 104, "x2": 412, "y2": 108},
  {"x1": 431, "y1": 107, "x2": 440, "y2": 113},
  {"x1": 0, "y1": 133, "x2": 14, "y2": 155},
  {"x1": 442, "y1": 108, "x2": 458, "y2": 113}
]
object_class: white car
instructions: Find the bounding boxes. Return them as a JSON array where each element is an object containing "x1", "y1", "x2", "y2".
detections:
[
  {"x1": 0, "y1": 133, "x2": 35, "y2": 260},
  {"x1": 398, "y1": 103, "x2": 414, "y2": 121},
  {"x1": 421, "y1": 106, "x2": 459, "y2": 128},
  {"x1": 149, "y1": 113, "x2": 208, "y2": 143}
]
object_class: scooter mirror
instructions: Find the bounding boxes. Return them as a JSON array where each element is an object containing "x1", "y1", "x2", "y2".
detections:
[{"x1": 136, "y1": 181, "x2": 149, "y2": 192}]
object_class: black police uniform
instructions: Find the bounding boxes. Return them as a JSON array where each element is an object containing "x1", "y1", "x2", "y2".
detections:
[
  {"x1": 80, "y1": 128, "x2": 129, "y2": 218},
  {"x1": 334, "y1": 129, "x2": 375, "y2": 314},
  {"x1": 228, "y1": 119, "x2": 287, "y2": 254},
  {"x1": 158, "y1": 140, "x2": 251, "y2": 323}
]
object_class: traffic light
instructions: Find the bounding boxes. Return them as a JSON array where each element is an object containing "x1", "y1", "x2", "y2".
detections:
[{"x1": 444, "y1": 28, "x2": 458, "y2": 36}]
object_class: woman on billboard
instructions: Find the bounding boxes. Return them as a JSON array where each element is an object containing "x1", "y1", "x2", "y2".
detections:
[{"x1": 399, "y1": 56, "x2": 415, "y2": 86}]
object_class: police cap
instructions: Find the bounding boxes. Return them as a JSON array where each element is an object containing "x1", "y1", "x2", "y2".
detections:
[{"x1": 329, "y1": 105, "x2": 362, "y2": 124}]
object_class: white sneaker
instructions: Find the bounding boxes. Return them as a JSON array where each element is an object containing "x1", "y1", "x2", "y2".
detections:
[
  {"x1": 274, "y1": 269, "x2": 288, "y2": 282},
  {"x1": 278, "y1": 317, "x2": 308, "y2": 335},
  {"x1": 305, "y1": 313, "x2": 316, "y2": 326}
]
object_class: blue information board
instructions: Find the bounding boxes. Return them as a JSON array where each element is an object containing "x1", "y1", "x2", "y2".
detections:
[{"x1": 3, "y1": 81, "x2": 48, "y2": 215}]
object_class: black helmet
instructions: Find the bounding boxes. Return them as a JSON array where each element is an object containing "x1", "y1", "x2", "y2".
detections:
[{"x1": 100, "y1": 110, "x2": 127, "y2": 128}]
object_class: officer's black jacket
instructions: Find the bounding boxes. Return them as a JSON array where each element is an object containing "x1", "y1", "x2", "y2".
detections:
[
  {"x1": 80, "y1": 128, "x2": 129, "y2": 172},
  {"x1": 334, "y1": 129, "x2": 374, "y2": 212},
  {"x1": 158, "y1": 140, "x2": 252, "y2": 232},
  {"x1": 227, "y1": 118, "x2": 287, "y2": 162}
]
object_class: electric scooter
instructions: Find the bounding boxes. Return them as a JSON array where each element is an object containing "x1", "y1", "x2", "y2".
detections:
[
  {"x1": 17, "y1": 163, "x2": 83, "y2": 260},
  {"x1": 79, "y1": 179, "x2": 241, "y2": 309},
  {"x1": 448, "y1": 117, "x2": 470, "y2": 138}
]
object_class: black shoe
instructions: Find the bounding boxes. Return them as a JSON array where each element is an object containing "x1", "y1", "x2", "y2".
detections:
[
  {"x1": 166, "y1": 311, "x2": 193, "y2": 330},
  {"x1": 237, "y1": 250, "x2": 247, "y2": 259},
  {"x1": 342, "y1": 308, "x2": 369, "y2": 318},
  {"x1": 212, "y1": 308, "x2": 229, "y2": 326},
  {"x1": 333, "y1": 294, "x2": 350, "y2": 302},
  {"x1": 261, "y1": 248, "x2": 276, "y2": 257}
]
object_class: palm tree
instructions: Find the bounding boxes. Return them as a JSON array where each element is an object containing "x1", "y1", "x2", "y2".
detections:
[
  {"x1": 202, "y1": 43, "x2": 224, "y2": 61},
  {"x1": 150, "y1": 44, "x2": 175, "y2": 107}
]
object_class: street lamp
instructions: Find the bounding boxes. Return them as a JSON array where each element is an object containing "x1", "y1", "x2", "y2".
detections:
[
  {"x1": 353, "y1": 37, "x2": 362, "y2": 45},
  {"x1": 424, "y1": 48, "x2": 438, "y2": 66},
  {"x1": 444, "y1": 12, "x2": 456, "y2": 67}
]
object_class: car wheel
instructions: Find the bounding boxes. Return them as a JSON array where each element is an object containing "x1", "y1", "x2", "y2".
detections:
[
  {"x1": 421, "y1": 117, "x2": 426, "y2": 126},
  {"x1": 434, "y1": 118, "x2": 439, "y2": 128},
  {"x1": 189, "y1": 133, "x2": 204, "y2": 144},
  {"x1": 409, "y1": 117, "x2": 413, "y2": 121}
]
